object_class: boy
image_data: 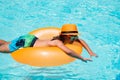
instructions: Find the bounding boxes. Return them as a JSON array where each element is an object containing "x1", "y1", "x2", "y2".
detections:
[{"x1": 0, "y1": 24, "x2": 97, "y2": 62}]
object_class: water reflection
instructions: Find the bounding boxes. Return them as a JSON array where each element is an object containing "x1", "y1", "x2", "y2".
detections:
[{"x1": 0, "y1": 64, "x2": 82, "y2": 80}]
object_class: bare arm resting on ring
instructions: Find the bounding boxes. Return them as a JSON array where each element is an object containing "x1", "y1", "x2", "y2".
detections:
[{"x1": 52, "y1": 40, "x2": 92, "y2": 63}]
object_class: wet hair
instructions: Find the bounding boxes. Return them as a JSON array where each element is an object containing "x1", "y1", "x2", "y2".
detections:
[{"x1": 51, "y1": 35, "x2": 66, "y2": 43}]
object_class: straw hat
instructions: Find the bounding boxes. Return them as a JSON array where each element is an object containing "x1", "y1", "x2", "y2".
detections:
[{"x1": 61, "y1": 24, "x2": 79, "y2": 35}]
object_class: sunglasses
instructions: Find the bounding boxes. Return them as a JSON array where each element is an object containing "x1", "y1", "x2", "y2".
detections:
[
  {"x1": 70, "y1": 35, "x2": 78, "y2": 41},
  {"x1": 65, "y1": 35, "x2": 78, "y2": 41}
]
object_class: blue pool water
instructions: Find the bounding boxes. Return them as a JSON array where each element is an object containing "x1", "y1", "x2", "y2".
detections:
[{"x1": 0, "y1": 0, "x2": 120, "y2": 80}]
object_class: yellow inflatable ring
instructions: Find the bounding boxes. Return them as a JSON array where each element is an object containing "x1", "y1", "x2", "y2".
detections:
[{"x1": 11, "y1": 27, "x2": 82, "y2": 67}]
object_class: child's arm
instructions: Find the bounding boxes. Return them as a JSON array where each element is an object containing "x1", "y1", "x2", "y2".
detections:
[
  {"x1": 77, "y1": 39, "x2": 98, "y2": 57},
  {"x1": 54, "y1": 40, "x2": 92, "y2": 62}
]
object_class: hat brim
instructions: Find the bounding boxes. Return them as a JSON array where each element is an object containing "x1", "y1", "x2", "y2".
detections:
[{"x1": 61, "y1": 33, "x2": 79, "y2": 35}]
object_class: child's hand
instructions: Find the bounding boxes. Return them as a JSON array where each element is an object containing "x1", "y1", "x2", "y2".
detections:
[
  {"x1": 82, "y1": 58, "x2": 92, "y2": 63},
  {"x1": 90, "y1": 52, "x2": 98, "y2": 58}
]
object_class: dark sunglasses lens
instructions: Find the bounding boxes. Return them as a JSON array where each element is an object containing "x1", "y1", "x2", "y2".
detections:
[{"x1": 70, "y1": 36, "x2": 78, "y2": 41}]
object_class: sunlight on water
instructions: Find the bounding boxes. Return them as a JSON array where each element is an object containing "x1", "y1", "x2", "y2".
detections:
[{"x1": 0, "y1": 0, "x2": 120, "y2": 80}]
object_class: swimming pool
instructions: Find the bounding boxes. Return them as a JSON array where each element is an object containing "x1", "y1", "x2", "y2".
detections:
[{"x1": 0, "y1": 0, "x2": 120, "y2": 80}]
